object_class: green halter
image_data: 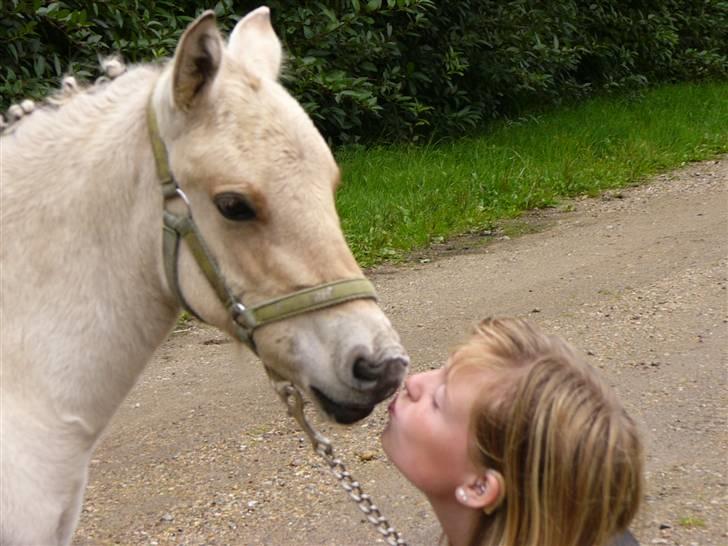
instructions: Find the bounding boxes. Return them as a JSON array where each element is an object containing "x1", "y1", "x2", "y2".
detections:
[{"x1": 147, "y1": 99, "x2": 378, "y2": 352}]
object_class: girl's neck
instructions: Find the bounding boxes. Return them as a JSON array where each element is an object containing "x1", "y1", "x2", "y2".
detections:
[{"x1": 428, "y1": 495, "x2": 480, "y2": 546}]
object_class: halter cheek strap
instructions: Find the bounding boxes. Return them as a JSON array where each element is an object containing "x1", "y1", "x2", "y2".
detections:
[
  {"x1": 147, "y1": 99, "x2": 378, "y2": 352},
  {"x1": 148, "y1": 101, "x2": 236, "y2": 321}
]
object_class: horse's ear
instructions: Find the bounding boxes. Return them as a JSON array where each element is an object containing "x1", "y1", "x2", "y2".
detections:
[
  {"x1": 228, "y1": 6, "x2": 282, "y2": 81},
  {"x1": 172, "y1": 10, "x2": 223, "y2": 111}
]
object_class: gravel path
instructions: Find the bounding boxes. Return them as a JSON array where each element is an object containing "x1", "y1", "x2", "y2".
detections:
[{"x1": 73, "y1": 158, "x2": 727, "y2": 546}]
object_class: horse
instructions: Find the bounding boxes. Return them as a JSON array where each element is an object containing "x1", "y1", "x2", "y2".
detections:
[{"x1": 0, "y1": 8, "x2": 408, "y2": 545}]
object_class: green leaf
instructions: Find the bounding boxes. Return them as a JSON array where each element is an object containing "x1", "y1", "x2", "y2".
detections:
[
  {"x1": 366, "y1": 0, "x2": 382, "y2": 12},
  {"x1": 33, "y1": 55, "x2": 45, "y2": 78}
]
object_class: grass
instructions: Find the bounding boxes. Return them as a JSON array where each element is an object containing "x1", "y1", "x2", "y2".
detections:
[
  {"x1": 678, "y1": 516, "x2": 706, "y2": 528},
  {"x1": 335, "y1": 81, "x2": 728, "y2": 267}
]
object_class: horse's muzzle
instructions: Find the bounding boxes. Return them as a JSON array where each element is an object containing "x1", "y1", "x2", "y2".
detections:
[
  {"x1": 312, "y1": 355, "x2": 408, "y2": 424},
  {"x1": 311, "y1": 386, "x2": 374, "y2": 424}
]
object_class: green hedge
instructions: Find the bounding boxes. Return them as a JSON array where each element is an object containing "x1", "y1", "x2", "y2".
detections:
[{"x1": 1, "y1": 1, "x2": 726, "y2": 144}]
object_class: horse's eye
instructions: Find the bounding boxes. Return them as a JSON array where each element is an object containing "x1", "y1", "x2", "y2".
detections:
[{"x1": 213, "y1": 192, "x2": 256, "y2": 221}]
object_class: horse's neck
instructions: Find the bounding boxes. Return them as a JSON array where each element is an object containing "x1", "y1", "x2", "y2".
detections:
[{"x1": 1, "y1": 67, "x2": 180, "y2": 433}]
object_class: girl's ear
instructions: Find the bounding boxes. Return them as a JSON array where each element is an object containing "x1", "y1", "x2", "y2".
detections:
[{"x1": 456, "y1": 469, "x2": 506, "y2": 514}]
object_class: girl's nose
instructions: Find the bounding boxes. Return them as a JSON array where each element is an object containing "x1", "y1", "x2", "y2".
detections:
[
  {"x1": 403, "y1": 374, "x2": 421, "y2": 401},
  {"x1": 404, "y1": 371, "x2": 432, "y2": 401}
]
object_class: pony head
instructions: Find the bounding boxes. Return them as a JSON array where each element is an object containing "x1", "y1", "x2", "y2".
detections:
[{"x1": 150, "y1": 9, "x2": 408, "y2": 423}]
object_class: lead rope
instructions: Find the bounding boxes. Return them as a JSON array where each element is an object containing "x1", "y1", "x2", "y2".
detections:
[{"x1": 273, "y1": 381, "x2": 407, "y2": 546}]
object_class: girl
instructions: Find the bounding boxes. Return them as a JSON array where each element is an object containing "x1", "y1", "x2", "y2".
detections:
[{"x1": 382, "y1": 317, "x2": 643, "y2": 546}]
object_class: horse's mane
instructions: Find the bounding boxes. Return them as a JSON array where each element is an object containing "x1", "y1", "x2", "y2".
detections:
[{"x1": 0, "y1": 56, "x2": 136, "y2": 136}]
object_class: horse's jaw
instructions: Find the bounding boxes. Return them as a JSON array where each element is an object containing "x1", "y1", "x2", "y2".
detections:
[{"x1": 310, "y1": 386, "x2": 379, "y2": 424}]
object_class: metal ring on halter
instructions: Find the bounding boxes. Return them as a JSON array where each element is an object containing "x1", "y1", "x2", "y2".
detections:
[
  {"x1": 231, "y1": 302, "x2": 247, "y2": 319},
  {"x1": 175, "y1": 187, "x2": 191, "y2": 207}
]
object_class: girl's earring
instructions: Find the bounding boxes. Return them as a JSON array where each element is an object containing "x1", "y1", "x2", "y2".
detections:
[
  {"x1": 474, "y1": 481, "x2": 486, "y2": 495},
  {"x1": 455, "y1": 487, "x2": 468, "y2": 503}
]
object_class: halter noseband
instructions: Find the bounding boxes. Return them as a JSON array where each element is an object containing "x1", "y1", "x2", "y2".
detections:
[{"x1": 147, "y1": 100, "x2": 378, "y2": 352}]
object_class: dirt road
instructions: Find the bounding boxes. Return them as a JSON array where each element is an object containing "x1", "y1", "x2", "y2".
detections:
[{"x1": 73, "y1": 159, "x2": 727, "y2": 546}]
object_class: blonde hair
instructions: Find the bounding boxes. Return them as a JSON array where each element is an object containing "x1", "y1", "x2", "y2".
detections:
[{"x1": 448, "y1": 318, "x2": 643, "y2": 546}]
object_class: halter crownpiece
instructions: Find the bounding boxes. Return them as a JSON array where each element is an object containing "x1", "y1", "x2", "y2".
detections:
[{"x1": 146, "y1": 97, "x2": 378, "y2": 352}]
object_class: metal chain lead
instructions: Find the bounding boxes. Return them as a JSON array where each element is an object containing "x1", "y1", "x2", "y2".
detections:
[{"x1": 273, "y1": 381, "x2": 407, "y2": 546}]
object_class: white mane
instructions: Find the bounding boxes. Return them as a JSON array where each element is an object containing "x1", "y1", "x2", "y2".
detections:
[{"x1": 0, "y1": 56, "x2": 135, "y2": 135}]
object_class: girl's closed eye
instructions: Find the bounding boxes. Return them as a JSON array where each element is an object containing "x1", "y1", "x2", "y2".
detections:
[{"x1": 433, "y1": 385, "x2": 444, "y2": 410}]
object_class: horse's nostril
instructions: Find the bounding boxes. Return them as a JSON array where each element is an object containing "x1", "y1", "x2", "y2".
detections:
[
  {"x1": 353, "y1": 357, "x2": 383, "y2": 381},
  {"x1": 353, "y1": 356, "x2": 409, "y2": 382}
]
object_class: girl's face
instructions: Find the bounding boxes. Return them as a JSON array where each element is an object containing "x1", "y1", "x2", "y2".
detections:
[{"x1": 381, "y1": 359, "x2": 492, "y2": 498}]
